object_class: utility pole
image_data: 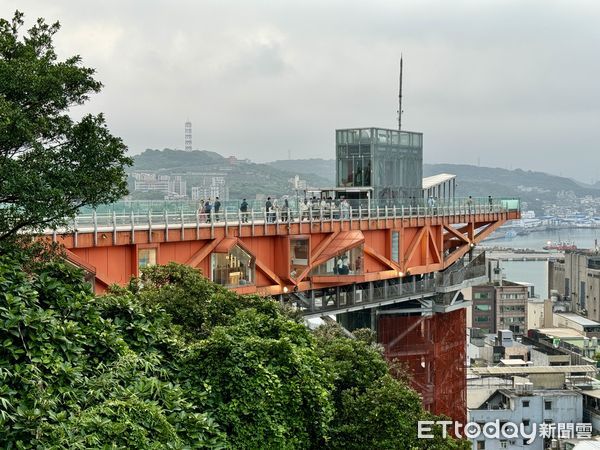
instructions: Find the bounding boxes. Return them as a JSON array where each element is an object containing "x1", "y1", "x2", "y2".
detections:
[{"x1": 398, "y1": 55, "x2": 403, "y2": 131}]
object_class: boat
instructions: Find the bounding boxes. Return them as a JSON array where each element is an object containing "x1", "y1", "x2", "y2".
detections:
[{"x1": 542, "y1": 241, "x2": 577, "y2": 251}]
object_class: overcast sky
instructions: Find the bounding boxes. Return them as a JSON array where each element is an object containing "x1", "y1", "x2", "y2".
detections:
[{"x1": 4, "y1": 0, "x2": 600, "y2": 181}]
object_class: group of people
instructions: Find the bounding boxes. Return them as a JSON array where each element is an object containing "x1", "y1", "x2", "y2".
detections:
[
  {"x1": 197, "y1": 197, "x2": 221, "y2": 223},
  {"x1": 264, "y1": 197, "x2": 291, "y2": 223},
  {"x1": 198, "y1": 195, "x2": 495, "y2": 223},
  {"x1": 297, "y1": 196, "x2": 351, "y2": 220}
]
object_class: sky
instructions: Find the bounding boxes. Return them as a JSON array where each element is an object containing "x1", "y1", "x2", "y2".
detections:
[{"x1": 3, "y1": 0, "x2": 600, "y2": 182}]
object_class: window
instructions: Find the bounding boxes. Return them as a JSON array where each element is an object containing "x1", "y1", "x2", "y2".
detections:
[
  {"x1": 523, "y1": 400, "x2": 529, "y2": 407},
  {"x1": 475, "y1": 304, "x2": 491, "y2": 311},
  {"x1": 500, "y1": 441, "x2": 507, "y2": 449},
  {"x1": 138, "y1": 248, "x2": 157, "y2": 268},
  {"x1": 544, "y1": 400, "x2": 552, "y2": 410},
  {"x1": 290, "y1": 238, "x2": 309, "y2": 279},
  {"x1": 211, "y1": 245, "x2": 255, "y2": 287},
  {"x1": 474, "y1": 292, "x2": 490, "y2": 299},
  {"x1": 523, "y1": 419, "x2": 530, "y2": 427},
  {"x1": 391, "y1": 231, "x2": 399, "y2": 262},
  {"x1": 475, "y1": 316, "x2": 490, "y2": 323},
  {"x1": 476, "y1": 441, "x2": 485, "y2": 450},
  {"x1": 310, "y1": 245, "x2": 364, "y2": 276}
]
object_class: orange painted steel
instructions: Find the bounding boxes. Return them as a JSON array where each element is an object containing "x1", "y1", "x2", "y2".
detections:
[
  {"x1": 54, "y1": 210, "x2": 519, "y2": 295},
  {"x1": 379, "y1": 308, "x2": 467, "y2": 424}
]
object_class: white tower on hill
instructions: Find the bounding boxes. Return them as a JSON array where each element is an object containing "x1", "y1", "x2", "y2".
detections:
[{"x1": 184, "y1": 120, "x2": 192, "y2": 151}]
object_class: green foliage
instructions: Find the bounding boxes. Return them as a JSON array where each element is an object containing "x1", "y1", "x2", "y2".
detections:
[
  {"x1": 314, "y1": 323, "x2": 468, "y2": 449},
  {"x1": 0, "y1": 252, "x2": 224, "y2": 448},
  {"x1": 180, "y1": 310, "x2": 333, "y2": 449},
  {"x1": 1, "y1": 252, "x2": 467, "y2": 448},
  {"x1": 0, "y1": 11, "x2": 132, "y2": 241},
  {"x1": 131, "y1": 262, "x2": 275, "y2": 340},
  {"x1": 331, "y1": 374, "x2": 423, "y2": 449},
  {"x1": 132, "y1": 264, "x2": 333, "y2": 448}
]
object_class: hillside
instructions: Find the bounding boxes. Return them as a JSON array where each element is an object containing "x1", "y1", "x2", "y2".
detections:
[
  {"x1": 130, "y1": 150, "x2": 600, "y2": 208},
  {"x1": 129, "y1": 149, "x2": 332, "y2": 200},
  {"x1": 269, "y1": 158, "x2": 336, "y2": 182},
  {"x1": 133, "y1": 149, "x2": 226, "y2": 170},
  {"x1": 268, "y1": 159, "x2": 600, "y2": 211}
]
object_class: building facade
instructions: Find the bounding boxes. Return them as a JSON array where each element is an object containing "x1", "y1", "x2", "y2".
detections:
[
  {"x1": 470, "y1": 281, "x2": 529, "y2": 336},
  {"x1": 468, "y1": 388, "x2": 583, "y2": 450},
  {"x1": 549, "y1": 251, "x2": 600, "y2": 322}
]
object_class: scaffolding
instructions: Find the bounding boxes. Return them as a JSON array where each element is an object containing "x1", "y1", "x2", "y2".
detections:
[{"x1": 379, "y1": 308, "x2": 467, "y2": 424}]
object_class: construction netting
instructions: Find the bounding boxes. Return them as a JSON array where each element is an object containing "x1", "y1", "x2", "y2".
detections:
[{"x1": 378, "y1": 308, "x2": 466, "y2": 424}]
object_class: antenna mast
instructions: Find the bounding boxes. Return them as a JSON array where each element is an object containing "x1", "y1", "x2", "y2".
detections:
[{"x1": 398, "y1": 55, "x2": 403, "y2": 131}]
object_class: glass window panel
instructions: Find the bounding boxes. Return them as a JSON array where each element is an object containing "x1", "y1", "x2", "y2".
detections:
[
  {"x1": 310, "y1": 245, "x2": 364, "y2": 276},
  {"x1": 354, "y1": 158, "x2": 363, "y2": 186},
  {"x1": 290, "y1": 238, "x2": 309, "y2": 279},
  {"x1": 138, "y1": 248, "x2": 157, "y2": 268},
  {"x1": 391, "y1": 231, "x2": 399, "y2": 262},
  {"x1": 339, "y1": 158, "x2": 354, "y2": 186},
  {"x1": 211, "y1": 245, "x2": 255, "y2": 287}
]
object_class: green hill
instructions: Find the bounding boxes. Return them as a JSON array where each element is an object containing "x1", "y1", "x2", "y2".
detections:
[
  {"x1": 268, "y1": 159, "x2": 600, "y2": 212},
  {"x1": 129, "y1": 149, "x2": 332, "y2": 200},
  {"x1": 130, "y1": 150, "x2": 600, "y2": 208},
  {"x1": 132, "y1": 149, "x2": 226, "y2": 171}
]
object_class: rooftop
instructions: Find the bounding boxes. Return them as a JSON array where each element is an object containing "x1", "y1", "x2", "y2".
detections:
[
  {"x1": 499, "y1": 358, "x2": 529, "y2": 366},
  {"x1": 422, "y1": 173, "x2": 456, "y2": 190},
  {"x1": 498, "y1": 388, "x2": 582, "y2": 398},
  {"x1": 580, "y1": 389, "x2": 600, "y2": 400},
  {"x1": 536, "y1": 327, "x2": 586, "y2": 338},
  {"x1": 556, "y1": 312, "x2": 600, "y2": 327},
  {"x1": 468, "y1": 365, "x2": 597, "y2": 377}
]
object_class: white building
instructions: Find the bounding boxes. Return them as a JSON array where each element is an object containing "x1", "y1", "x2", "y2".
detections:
[
  {"x1": 191, "y1": 175, "x2": 228, "y2": 201},
  {"x1": 469, "y1": 388, "x2": 583, "y2": 450}
]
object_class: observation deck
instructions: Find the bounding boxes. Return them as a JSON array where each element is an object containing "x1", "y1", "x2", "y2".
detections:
[{"x1": 50, "y1": 197, "x2": 520, "y2": 314}]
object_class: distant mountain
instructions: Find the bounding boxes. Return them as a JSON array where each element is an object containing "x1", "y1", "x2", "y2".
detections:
[
  {"x1": 269, "y1": 159, "x2": 336, "y2": 183},
  {"x1": 129, "y1": 149, "x2": 331, "y2": 200},
  {"x1": 133, "y1": 149, "x2": 225, "y2": 171},
  {"x1": 130, "y1": 150, "x2": 599, "y2": 209},
  {"x1": 268, "y1": 159, "x2": 600, "y2": 212}
]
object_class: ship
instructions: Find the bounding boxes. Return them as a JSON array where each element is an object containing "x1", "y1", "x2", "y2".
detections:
[{"x1": 542, "y1": 241, "x2": 577, "y2": 251}]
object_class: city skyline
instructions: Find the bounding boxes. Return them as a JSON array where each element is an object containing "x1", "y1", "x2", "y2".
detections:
[{"x1": 5, "y1": 0, "x2": 600, "y2": 181}]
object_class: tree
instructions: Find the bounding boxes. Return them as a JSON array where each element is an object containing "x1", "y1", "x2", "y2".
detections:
[
  {"x1": 0, "y1": 11, "x2": 132, "y2": 242},
  {"x1": 130, "y1": 264, "x2": 334, "y2": 448},
  {"x1": 0, "y1": 251, "x2": 225, "y2": 448},
  {"x1": 314, "y1": 323, "x2": 470, "y2": 450}
]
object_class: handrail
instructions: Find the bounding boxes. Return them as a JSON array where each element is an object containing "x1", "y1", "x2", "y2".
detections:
[{"x1": 48, "y1": 198, "x2": 520, "y2": 234}]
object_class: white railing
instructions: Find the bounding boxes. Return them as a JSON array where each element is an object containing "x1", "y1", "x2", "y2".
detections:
[{"x1": 51, "y1": 201, "x2": 514, "y2": 235}]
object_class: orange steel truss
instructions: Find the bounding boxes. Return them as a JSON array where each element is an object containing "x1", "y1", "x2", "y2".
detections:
[
  {"x1": 54, "y1": 210, "x2": 518, "y2": 295},
  {"x1": 52, "y1": 209, "x2": 516, "y2": 422},
  {"x1": 379, "y1": 308, "x2": 467, "y2": 424}
]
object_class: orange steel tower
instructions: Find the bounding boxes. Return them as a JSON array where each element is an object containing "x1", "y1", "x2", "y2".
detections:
[{"x1": 50, "y1": 127, "x2": 520, "y2": 424}]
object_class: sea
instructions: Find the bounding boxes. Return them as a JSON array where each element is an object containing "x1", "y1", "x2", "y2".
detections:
[{"x1": 482, "y1": 228, "x2": 600, "y2": 300}]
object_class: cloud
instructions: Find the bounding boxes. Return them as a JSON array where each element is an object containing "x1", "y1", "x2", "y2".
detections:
[{"x1": 4, "y1": 0, "x2": 600, "y2": 180}]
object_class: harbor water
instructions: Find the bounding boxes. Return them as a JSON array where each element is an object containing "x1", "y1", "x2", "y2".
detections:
[{"x1": 482, "y1": 228, "x2": 600, "y2": 300}]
